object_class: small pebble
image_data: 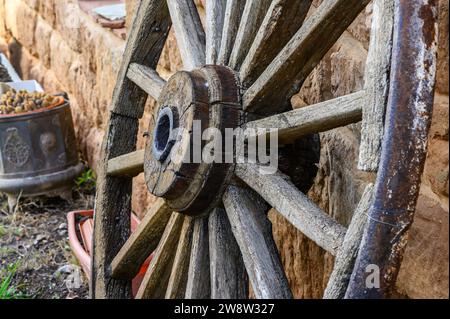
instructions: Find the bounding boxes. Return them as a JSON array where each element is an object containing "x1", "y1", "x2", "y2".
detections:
[
  {"x1": 57, "y1": 223, "x2": 67, "y2": 230},
  {"x1": 33, "y1": 234, "x2": 47, "y2": 246}
]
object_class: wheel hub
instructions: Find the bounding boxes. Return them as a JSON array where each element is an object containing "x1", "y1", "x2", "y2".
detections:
[{"x1": 144, "y1": 65, "x2": 241, "y2": 216}]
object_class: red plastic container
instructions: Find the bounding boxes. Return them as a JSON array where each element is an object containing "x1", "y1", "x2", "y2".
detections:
[{"x1": 67, "y1": 210, "x2": 152, "y2": 297}]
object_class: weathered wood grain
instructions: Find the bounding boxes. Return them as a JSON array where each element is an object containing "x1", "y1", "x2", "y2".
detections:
[
  {"x1": 185, "y1": 218, "x2": 211, "y2": 299},
  {"x1": 223, "y1": 186, "x2": 292, "y2": 299},
  {"x1": 239, "y1": 0, "x2": 312, "y2": 87},
  {"x1": 167, "y1": 0, "x2": 206, "y2": 70},
  {"x1": 235, "y1": 163, "x2": 346, "y2": 255},
  {"x1": 358, "y1": 0, "x2": 394, "y2": 172},
  {"x1": 244, "y1": 91, "x2": 365, "y2": 144},
  {"x1": 165, "y1": 216, "x2": 195, "y2": 299},
  {"x1": 209, "y1": 208, "x2": 248, "y2": 299},
  {"x1": 144, "y1": 71, "x2": 208, "y2": 201},
  {"x1": 110, "y1": 0, "x2": 171, "y2": 118},
  {"x1": 217, "y1": 0, "x2": 246, "y2": 65},
  {"x1": 324, "y1": 184, "x2": 374, "y2": 299},
  {"x1": 92, "y1": 114, "x2": 138, "y2": 299},
  {"x1": 110, "y1": 198, "x2": 172, "y2": 279},
  {"x1": 136, "y1": 212, "x2": 184, "y2": 299},
  {"x1": 107, "y1": 149, "x2": 145, "y2": 177},
  {"x1": 206, "y1": 0, "x2": 227, "y2": 64},
  {"x1": 242, "y1": 0, "x2": 371, "y2": 115},
  {"x1": 228, "y1": 0, "x2": 272, "y2": 70},
  {"x1": 126, "y1": 63, "x2": 166, "y2": 101},
  {"x1": 93, "y1": 1, "x2": 171, "y2": 297}
]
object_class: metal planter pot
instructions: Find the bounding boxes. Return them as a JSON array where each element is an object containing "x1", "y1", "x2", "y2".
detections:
[{"x1": 0, "y1": 100, "x2": 84, "y2": 208}]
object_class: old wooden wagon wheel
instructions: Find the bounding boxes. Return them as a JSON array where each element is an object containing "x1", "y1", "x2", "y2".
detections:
[{"x1": 92, "y1": 0, "x2": 438, "y2": 299}]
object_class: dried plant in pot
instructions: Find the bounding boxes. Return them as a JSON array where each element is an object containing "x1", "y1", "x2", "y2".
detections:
[{"x1": 0, "y1": 88, "x2": 84, "y2": 211}]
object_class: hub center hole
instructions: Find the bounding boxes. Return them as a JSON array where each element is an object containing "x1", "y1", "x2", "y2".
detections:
[
  {"x1": 154, "y1": 113, "x2": 171, "y2": 152},
  {"x1": 152, "y1": 106, "x2": 179, "y2": 162}
]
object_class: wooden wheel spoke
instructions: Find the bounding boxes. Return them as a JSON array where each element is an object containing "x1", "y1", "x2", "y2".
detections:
[
  {"x1": 136, "y1": 212, "x2": 184, "y2": 299},
  {"x1": 93, "y1": 0, "x2": 171, "y2": 297},
  {"x1": 111, "y1": 0, "x2": 171, "y2": 118},
  {"x1": 185, "y1": 218, "x2": 211, "y2": 299},
  {"x1": 244, "y1": 91, "x2": 364, "y2": 144},
  {"x1": 92, "y1": 115, "x2": 139, "y2": 299},
  {"x1": 107, "y1": 149, "x2": 145, "y2": 177},
  {"x1": 239, "y1": 0, "x2": 312, "y2": 87},
  {"x1": 228, "y1": 0, "x2": 271, "y2": 70},
  {"x1": 110, "y1": 198, "x2": 172, "y2": 279},
  {"x1": 206, "y1": 0, "x2": 227, "y2": 64},
  {"x1": 209, "y1": 208, "x2": 248, "y2": 299},
  {"x1": 358, "y1": 0, "x2": 395, "y2": 172},
  {"x1": 217, "y1": 0, "x2": 246, "y2": 65},
  {"x1": 167, "y1": 0, "x2": 206, "y2": 70},
  {"x1": 223, "y1": 186, "x2": 292, "y2": 299},
  {"x1": 235, "y1": 163, "x2": 346, "y2": 255},
  {"x1": 165, "y1": 216, "x2": 195, "y2": 299},
  {"x1": 324, "y1": 184, "x2": 374, "y2": 299},
  {"x1": 126, "y1": 63, "x2": 166, "y2": 101},
  {"x1": 242, "y1": 0, "x2": 371, "y2": 114}
]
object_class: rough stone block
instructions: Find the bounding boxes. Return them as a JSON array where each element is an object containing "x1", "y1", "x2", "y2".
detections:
[
  {"x1": 54, "y1": 0, "x2": 83, "y2": 53},
  {"x1": 159, "y1": 29, "x2": 183, "y2": 75},
  {"x1": 29, "y1": 60, "x2": 63, "y2": 94},
  {"x1": 269, "y1": 208, "x2": 333, "y2": 299},
  {"x1": 22, "y1": 0, "x2": 38, "y2": 10},
  {"x1": 5, "y1": 0, "x2": 38, "y2": 51},
  {"x1": 330, "y1": 33, "x2": 367, "y2": 97},
  {"x1": 295, "y1": 54, "x2": 333, "y2": 106},
  {"x1": 132, "y1": 174, "x2": 158, "y2": 219},
  {"x1": 397, "y1": 192, "x2": 449, "y2": 299},
  {"x1": 38, "y1": 0, "x2": 56, "y2": 27},
  {"x1": 424, "y1": 139, "x2": 449, "y2": 197},
  {"x1": 347, "y1": 2, "x2": 372, "y2": 50},
  {"x1": 125, "y1": 0, "x2": 138, "y2": 31},
  {"x1": 34, "y1": 16, "x2": 53, "y2": 68},
  {"x1": 436, "y1": 0, "x2": 449, "y2": 94},
  {"x1": 430, "y1": 93, "x2": 449, "y2": 140},
  {"x1": 49, "y1": 31, "x2": 77, "y2": 89},
  {"x1": 0, "y1": 0, "x2": 6, "y2": 38}
]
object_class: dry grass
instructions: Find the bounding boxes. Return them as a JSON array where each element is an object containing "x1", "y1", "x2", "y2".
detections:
[{"x1": 0, "y1": 184, "x2": 94, "y2": 299}]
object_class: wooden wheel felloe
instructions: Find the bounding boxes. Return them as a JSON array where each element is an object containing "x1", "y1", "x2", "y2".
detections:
[{"x1": 92, "y1": 0, "x2": 438, "y2": 299}]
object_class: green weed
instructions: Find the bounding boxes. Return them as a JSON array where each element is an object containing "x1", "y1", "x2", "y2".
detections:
[
  {"x1": 0, "y1": 224, "x2": 6, "y2": 237},
  {"x1": 0, "y1": 262, "x2": 28, "y2": 299},
  {"x1": 75, "y1": 168, "x2": 96, "y2": 190}
]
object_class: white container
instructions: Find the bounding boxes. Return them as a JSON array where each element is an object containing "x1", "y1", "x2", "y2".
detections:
[{"x1": 5, "y1": 80, "x2": 44, "y2": 92}]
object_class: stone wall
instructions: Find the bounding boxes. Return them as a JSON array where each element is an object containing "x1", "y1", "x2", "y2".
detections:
[{"x1": 0, "y1": 0, "x2": 448, "y2": 298}]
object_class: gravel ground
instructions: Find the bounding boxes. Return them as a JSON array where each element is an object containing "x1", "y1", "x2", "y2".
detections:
[{"x1": 0, "y1": 186, "x2": 94, "y2": 299}]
